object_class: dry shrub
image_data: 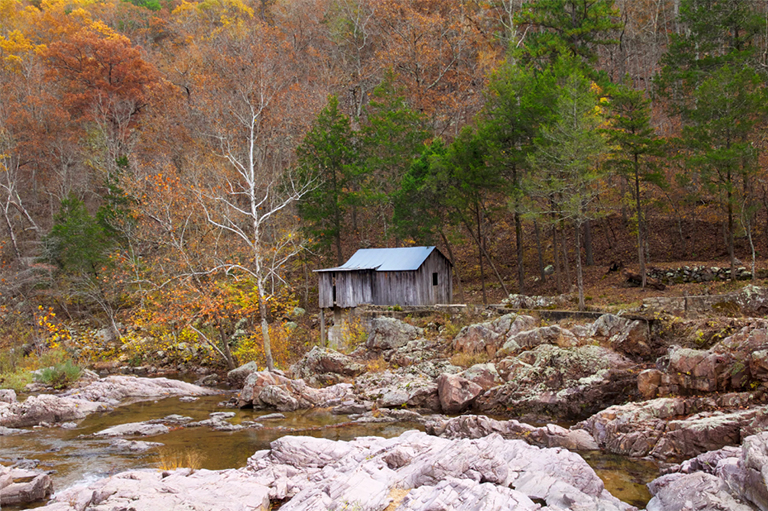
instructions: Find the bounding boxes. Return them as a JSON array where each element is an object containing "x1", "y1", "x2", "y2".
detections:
[
  {"x1": 157, "y1": 448, "x2": 204, "y2": 471},
  {"x1": 450, "y1": 351, "x2": 489, "y2": 368},
  {"x1": 365, "y1": 355, "x2": 388, "y2": 373}
]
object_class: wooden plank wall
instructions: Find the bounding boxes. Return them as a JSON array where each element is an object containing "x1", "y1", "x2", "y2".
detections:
[
  {"x1": 373, "y1": 251, "x2": 452, "y2": 306},
  {"x1": 318, "y1": 270, "x2": 375, "y2": 308},
  {"x1": 317, "y1": 251, "x2": 452, "y2": 308}
]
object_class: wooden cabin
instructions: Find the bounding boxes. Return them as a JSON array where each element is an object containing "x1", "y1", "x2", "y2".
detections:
[{"x1": 316, "y1": 247, "x2": 452, "y2": 308}]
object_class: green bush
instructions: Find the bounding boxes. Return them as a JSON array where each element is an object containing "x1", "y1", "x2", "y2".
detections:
[
  {"x1": 0, "y1": 370, "x2": 33, "y2": 393},
  {"x1": 36, "y1": 360, "x2": 82, "y2": 389}
]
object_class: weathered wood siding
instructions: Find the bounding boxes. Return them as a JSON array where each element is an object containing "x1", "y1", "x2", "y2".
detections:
[
  {"x1": 318, "y1": 250, "x2": 452, "y2": 308},
  {"x1": 318, "y1": 270, "x2": 375, "y2": 308},
  {"x1": 373, "y1": 251, "x2": 451, "y2": 306}
]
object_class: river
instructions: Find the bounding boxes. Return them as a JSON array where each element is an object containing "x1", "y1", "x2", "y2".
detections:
[{"x1": 1, "y1": 393, "x2": 658, "y2": 510}]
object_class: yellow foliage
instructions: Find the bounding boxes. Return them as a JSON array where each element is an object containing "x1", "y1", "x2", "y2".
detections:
[
  {"x1": 231, "y1": 322, "x2": 292, "y2": 370},
  {"x1": 157, "y1": 448, "x2": 204, "y2": 471}
]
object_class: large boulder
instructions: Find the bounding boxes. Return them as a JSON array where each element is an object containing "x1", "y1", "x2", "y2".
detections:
[
  {"x1": 452, "y1": 314, "x2": 537, "y2": 357},
  {"x1": 436, "y1": 373, "x2": 483, "y2": 414},
  {"x1": 227, "y1": 361, "x2": 260, "y2": 388},
  {"x1": 0, "y1": 465, "x2": 53, "y2": 507},
  {"x1": 289, "y1": 347, "x2": 366, "y2": 385},
  {"x1": 366, "y1": 317, "x2": 423, "y2": 351},
  {"x1": 64, "y1": 375, "x2": 218, "y2": 405},
  {"x1": 238, "y1": 371, "x2": 353, "y2": 411},
  {"x1": 0, "y1": 394, "x2": 108, "y2": 428},
  {"x1": 666, "y1": 346, "x2": 733, "y2": 393}
]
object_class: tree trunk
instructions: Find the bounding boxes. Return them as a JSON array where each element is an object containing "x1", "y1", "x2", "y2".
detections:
[
  {"x1": 584, "y1": 219, "x2": 594, "y2": 266},
  {"x1": 728, "y1": 194, "x2": 735, "y2": 281},
  {"x1": 635, "y1": 159, "x2": 646, "y2": 288},
  {"x1": 575, "y1": 220, "x2": 585, "y2": 311},
  {"x1": 561, "y1": 225, "x2": 571, "y2": 291},
  {"x1": 440, "y1": 230, "x2": 465, "y2": 303},
  {"x1": 552, "y1": 223, "x2": 562, "y2": 293},
  {"x1": 477, "y1": 205, "x2": 487, "y2": 305},
  {"x1": 218, "y1": 326, "x2": 237, "y2": 370},
  {"x1": 534, "y1": 220, "x2": 545, "y2": 280},
  {"x1": 257, "y1": 285, "x2": 275, "y2": 371},
  {"x1": 515, "y1": 211, "x2": 525, "y2": 294}
]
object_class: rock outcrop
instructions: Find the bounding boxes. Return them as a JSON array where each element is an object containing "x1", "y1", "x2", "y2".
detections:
[
  {"x1": 289, "y1": 346, "x2": 366, "y2": 386},
  {"x1": 0, "y1": 394, "x2": 108, "y2": 428},
  {"x1": 245, "y1": 430, "x2": 635, "y2": 511},
  {"x1": 646, "y1": 431, "x2": 768, "y2": 510},
  {"x1": 0, "y1": 464, "x2": 53, "y2": 507},
  {"x1": 476, "y1": 344, "x2": 638, "y2": 420},
  {"x1": 238, "y1": 370, "x2": 353, "y2": 411},
  {"x1": 35, "y1": 430, "x2": 636, "y2": 511},
  {"x1": 426, "y1": 414, "x2": 599, "y2": 451},
  {"x1": 574, "y1": 393, "x2": 768, "y2": 460},
  {"x1": 64, "y1": 375, "x2": 218, "y2": 405},
  {"x1": 37, "y1": 468, "x2": 271, "y2": 511}
]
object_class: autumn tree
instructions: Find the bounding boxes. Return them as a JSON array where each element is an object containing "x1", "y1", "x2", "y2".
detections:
[{"x1": 191, "y1": 21, "x2": 315, "y2": 372}]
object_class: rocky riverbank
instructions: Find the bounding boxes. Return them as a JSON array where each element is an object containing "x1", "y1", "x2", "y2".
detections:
[{"x1": 37, "y1": 429, "x2": 635, "y2": 511}]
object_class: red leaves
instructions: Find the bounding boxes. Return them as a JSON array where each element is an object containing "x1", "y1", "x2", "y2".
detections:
[{"x1": 43, "y1": 28, "x2": 161, "y2": 126}]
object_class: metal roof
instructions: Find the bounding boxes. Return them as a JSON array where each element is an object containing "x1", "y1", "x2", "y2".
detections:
[{"x1": 315, "y1": 246, "x2": 444, "y2": 272}]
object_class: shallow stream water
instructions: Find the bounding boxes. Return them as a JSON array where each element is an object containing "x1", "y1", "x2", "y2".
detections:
[{"x1": 1, "y1": 393, "x2": 658, "y2": 510}]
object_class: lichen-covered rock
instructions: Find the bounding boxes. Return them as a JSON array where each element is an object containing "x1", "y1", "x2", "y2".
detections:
[
  {"x1": 589, "y1": 314, "x2": 652, "y2": 359},
  {"x1": 289, "y1": 346, "x2": 366, "y2": 385},
  {"x1": 477, "y1": 344, "x2": 637, "y2": 420},
  {"x1": 355, "y1": 370, "x2": 440, "y2": 411},
  {"x1": 451, "y1": 314, "x2": 537, "y2": 357},
  {"x1": 458, "y1": 363, "x2": 503, "y2": 391},
  {"x1": 366, "y1": 317, "x2": 424, "y2": 351},
  {"x1": 575, "y1": 394, "x2": 768, "y2": 460},
  {"x1": 497, "y1": 325, "x2": 579, "y2": 357}
]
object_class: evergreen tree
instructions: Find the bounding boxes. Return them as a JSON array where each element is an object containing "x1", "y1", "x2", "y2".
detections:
[
  {"x1": 526, "y1": 67, "x2": 608, "y2": 310},
  {"x1": 514, "y1": 0, "x2": 623, "y2": 66},
  {"x1": 604, "y1": 79, "x2": 665, "y2": 288},
  {"x1": 296, "y1": 95, "x2": 358, "y2": 265},
  {"x1": 359, "y1": 70, "x2": 429, "y2": 242}
]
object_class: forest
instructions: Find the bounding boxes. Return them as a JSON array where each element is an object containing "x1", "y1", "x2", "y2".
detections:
[{"x1": 1, "y1": 0, "x2": 767, "y2": 374}]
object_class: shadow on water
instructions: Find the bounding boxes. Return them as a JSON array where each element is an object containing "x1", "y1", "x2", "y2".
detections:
[{"x1": 2, "y1": 394, "x2": 659, "y2": 510}]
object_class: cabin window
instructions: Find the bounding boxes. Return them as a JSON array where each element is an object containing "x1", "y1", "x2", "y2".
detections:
[{"x1": 432, "y1": 272, "x2": 438, "y2": 286}]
